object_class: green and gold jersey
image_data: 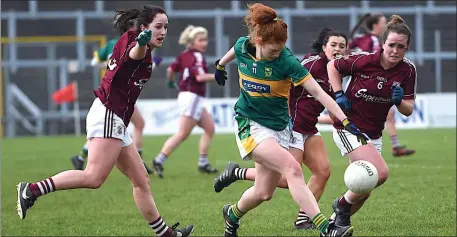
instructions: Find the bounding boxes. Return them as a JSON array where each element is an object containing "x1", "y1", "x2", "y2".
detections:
[
  {"x1": 233, "y1": 36, "x2": 311, "y2": 131},
  {"x1": 93, "y1": 38, "x2": 118, "y2": 62}
]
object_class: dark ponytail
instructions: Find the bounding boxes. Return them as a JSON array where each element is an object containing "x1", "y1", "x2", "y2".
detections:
[
  {"x1": 311, "y1": 28, "x2": 348, "y2": 53},
  {"x1": 114, "y1": 9, "x2": 140, "y2": 34},
  {"x1": 312, "y1": 28, "x2": 333, "y2": 52},
  {"x1": 350, "y1": 12, "x2": 385, "y2": 39},
  {"x1": 349, "y1": 13, "x2": 372, "y2": 39},
  {"x1": 113, "y1": 5, "x2": 167, "y2": 34}
]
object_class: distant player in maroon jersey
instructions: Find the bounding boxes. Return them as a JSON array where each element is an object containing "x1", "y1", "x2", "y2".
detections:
[
  {"x1": 16, "y1": 6, "x2": 194, "y2": 236},
  {"x1": 349, "y1": 13, "x2": 415, "y2": 157},
  {"x1": 210, "y1": 28, "x2": 349, "y2": 230},
  {"x1": 152, "y1": 25, "x2": 218, "y2": 178},
  {"x1": 328, "y1": 15, "x2": 416, "y2": 231}
]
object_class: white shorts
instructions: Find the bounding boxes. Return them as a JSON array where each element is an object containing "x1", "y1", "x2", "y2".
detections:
[
  {"x1": 289, "y1": 131, "x2": 321, "y2": 151},
  {"x1": 333, "y1": 128, "x2": 382, "y2": 156},
  {"x1": 86, "y1": 98, "x2": 133, "y2": 147},
  {"x1": 234, "y1": 115, "x2": 290, "y2": 160},
  {"x1": 177, "y1": 91, "x2": 205, "y2": 121}
]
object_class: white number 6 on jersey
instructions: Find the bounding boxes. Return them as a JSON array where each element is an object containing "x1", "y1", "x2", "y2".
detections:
[{"x1": 377, "y1": 81, "x2": 383, "y2": 89}]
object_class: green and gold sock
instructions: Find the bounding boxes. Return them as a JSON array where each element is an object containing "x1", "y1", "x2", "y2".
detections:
[
  {"x1": 312, "y1": 213, "x2": 329, "y2": 234},
  {"x1": 228, "y1": 203, "x2": 244, "y2": 223},
  {"x1": 78, "y1": 147, "x2": 88, "y2": 161}
]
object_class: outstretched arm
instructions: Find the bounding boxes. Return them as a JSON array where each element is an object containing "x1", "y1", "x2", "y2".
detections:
[{"x1": 217, "y1": 47, "x2": 236, "y2": 66}]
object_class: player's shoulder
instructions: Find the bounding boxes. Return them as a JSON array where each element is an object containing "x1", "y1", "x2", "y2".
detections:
[
  {"x1": 234, "y1": 36, "x2": 249, "y2": 55},
  {"x1": 118, "y1": 30, "x2": 138, "y2": 43},
  {"x1": 402, "y1": 57, "x2": 416, "y2": 69},
  {"x1": 301, "y1": 53, "x2": 323, "y2": 66}
]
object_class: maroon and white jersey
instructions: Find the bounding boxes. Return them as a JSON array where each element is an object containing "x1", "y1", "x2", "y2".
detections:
[
  {"x1": 170, "y1": 49, "x2": 208, "y2": 97},
  {"x1": 349, "y1": 33, "x2": 381, "y2": 53},
  {"x1": 333, "y1": 50, "x2": 417, "y2": 139},
  {"x1": 289, "y1": 52, "x2": 333, "y2": 134},
  {"x1": 94, "y1": 30, "x2": 153, "y2": 126}
]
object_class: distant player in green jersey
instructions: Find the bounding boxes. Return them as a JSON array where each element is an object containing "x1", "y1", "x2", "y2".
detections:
[
  {"x1": 71, "y1": 18, "x2": 162, "y2": 174},
  {"x1": 212, "y1": 3, "x2": 368, "y2": 237}
]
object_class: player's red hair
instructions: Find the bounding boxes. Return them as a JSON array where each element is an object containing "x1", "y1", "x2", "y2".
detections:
[{"x1": 244, "y1": 3, "x2": 288, "y2": 45}]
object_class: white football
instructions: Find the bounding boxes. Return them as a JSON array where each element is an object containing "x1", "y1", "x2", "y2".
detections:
[{"x1": 344, "y1": 160, "x2": 379, "y2": 194}]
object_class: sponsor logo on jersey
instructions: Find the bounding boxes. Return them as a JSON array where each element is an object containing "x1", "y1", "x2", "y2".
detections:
[
  {"x1": 360, "y1": 74, "x2": 371, "y2": 79},
  {"x1": 242, "y1": 79, "x2": 270, "y2": 93},
  {"x1": 355, "y1": 88, "x2": 391, "y2": 103},
  {"x1": 240, "y1": 62, "x2": 247, "y2": 69},
  {"x1": 376, "y1": 76, "x2": 387, "y2": 82},
  {"x1": 134, "y1": 79, "x2": 149, "y2": 89}
]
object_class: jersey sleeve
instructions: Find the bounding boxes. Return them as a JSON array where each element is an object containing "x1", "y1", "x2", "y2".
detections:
[
  {"x1": 285, "y1": 55, "x2": 312, "y2": 86},
  {"x1": 402, "y1": 61, "x2": 417, "y2": 100},
  {"x1": 234, "y1": 36, "x2": 249, "y2": 58},
  {"x1": 333, "y1": 53, "x2": 365, "y2": 76}
]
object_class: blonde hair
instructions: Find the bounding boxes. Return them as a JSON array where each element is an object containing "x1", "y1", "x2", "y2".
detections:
[{"x1": 178, "y1": 25, "x2": 208, "y2": 45}]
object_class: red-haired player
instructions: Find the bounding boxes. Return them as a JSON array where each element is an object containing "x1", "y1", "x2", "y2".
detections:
[
  {"x1": 213, "y1": 27, "x2": 350, "y2": 230},
  {"x1": 349, "y1": 13, "x2": 415, "y2": 157}
]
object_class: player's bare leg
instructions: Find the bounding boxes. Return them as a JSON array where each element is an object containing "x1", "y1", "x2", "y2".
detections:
[
  {"x1": 386, "y1": 107, "x2": 415, "y2": 157},
  {"x1": 223, "y1": 138, "x2": 337, "y2": 236},
  {"x1": 196, "y1": 108, "x2": 218, "y2": 173},
  {"x1": 17, "y1": 138, "x2": 122, "y2": 219},
  {"x1": 70, "y1": 140, "x2": 89, "y2": 170},
  {"x1": 131, "y1": 106, "x2": 153, "y2": 174},
  {"x1": 331, "y1": 144, "x2": 388, "y2": 227},
  {"x1": 295, "y1": 135, "x2": 330, "y2": 229},
  {"x1": 117, "y1": 143, "x2": 194, "y2": 236},
  {"x1": 152, "y1": 116, "x2": 197, "y2": 178}
]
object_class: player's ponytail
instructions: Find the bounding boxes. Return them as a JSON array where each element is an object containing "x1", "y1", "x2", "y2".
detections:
[
  {"x1": 381, "y1": 14, "x2": 412, "y2": 46},
  {"x1": 349, "y1": 13, "x2": 372, "y2": 39},
  {"x1": 244, "y1": 3, "x2": 287, "y2": 45},
  {"x1": 312, "y1": 28, "x2": 333, "y2": 52},
  {"x1": 114, "y1": 8, "x2": 140, "y2": 34},
  {"x1": 114, "y1": 5, "x2": 166, "y2": 34}
]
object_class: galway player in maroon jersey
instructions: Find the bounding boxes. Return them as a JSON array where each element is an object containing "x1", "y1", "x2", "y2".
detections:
[
  {"x1": 349, "y1": 13, "x2": 415, "y2": 157},
  {"x1": 16, "y1": 6, "x2": 194, "y2": 236},
  {"x1": 328, "y1": 15, "x2": 416, "y2": 232},
  {"x1": 152, "y1": 25, "x2": 218, "y2": 178},
  {"x1": 212, "y1": 28, "x2": 349, "y2": 230},
  {"x1": 70, "y1": 18, "x2": 157, "y2": 175}
]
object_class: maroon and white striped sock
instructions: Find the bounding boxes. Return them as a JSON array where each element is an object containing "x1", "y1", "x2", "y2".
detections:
[
  {"x1": 29, "y1": 177, "x2": 56, "y2": 197},
  {"x1": 149, "y1": 216, "x2": 173, "y2": 237}
]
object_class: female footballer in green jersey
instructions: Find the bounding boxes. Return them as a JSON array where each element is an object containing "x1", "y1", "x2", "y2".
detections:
[{"x1": 212, "y1": 3, "x2": 368, "y2": 237}]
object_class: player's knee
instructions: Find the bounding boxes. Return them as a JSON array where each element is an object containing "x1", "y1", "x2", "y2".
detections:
[
  {"x1": 176, "y1": 130, "x2": 191, "y2": 141},
  {"x1": 135, "y1": 117, "x2": 145, "y2": 131},
  {"x1": 376, "y1": 165, "x2": 389, "y2": 186},
  {"x1": 85, "y1": 174, "x2": 106, "y2": 189},
  {"x1": 256, "y1": 190, "x2": 274, "y2": 202},
  {"x1": 314, "y1": 164, "x2": 331, "y2": 183},
  {"x1": 205, "y1": 123, "x2": 215, "y2": 137},
  {"x1": 283, "y1": 160, "x2": 303, "y2": 179}
]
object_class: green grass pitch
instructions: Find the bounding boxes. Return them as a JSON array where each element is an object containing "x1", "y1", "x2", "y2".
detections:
[{"x1": 1, "y1": 128, "x2": 456, "y2": 236}]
